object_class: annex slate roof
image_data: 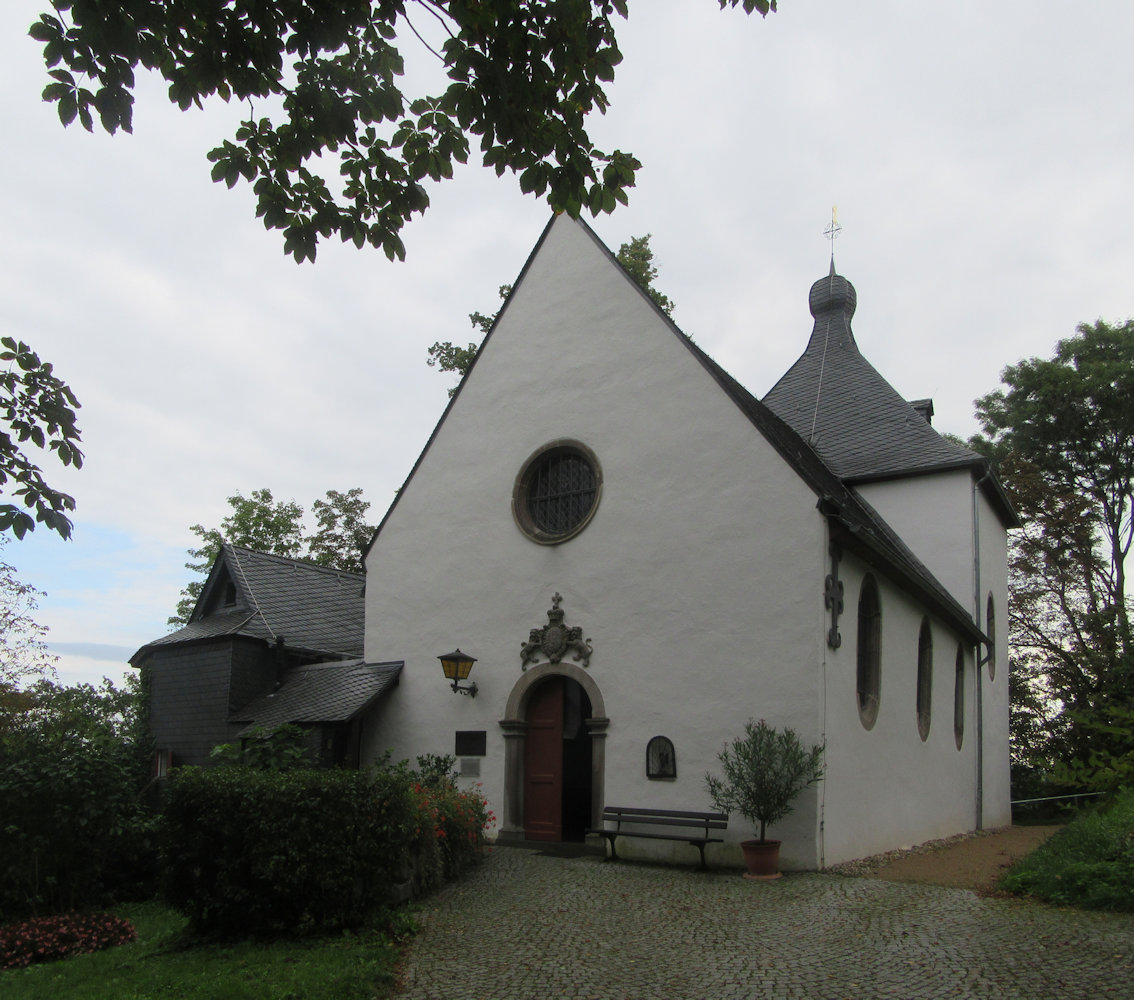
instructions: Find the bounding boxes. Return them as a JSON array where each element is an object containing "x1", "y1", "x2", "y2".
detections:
[
  {"x1": 133, "y1": 544, "x2": 365, "y2": 661},
  {"x1": 231, "y1": 659, "x2": 403, "y2": 734},
  {"x1": 762, "y1": 262, "x2": 981, "y2": 482}
]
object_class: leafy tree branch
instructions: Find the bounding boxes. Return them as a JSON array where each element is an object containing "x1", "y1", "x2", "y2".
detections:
[
  {"x1": 0, "y1": 338, "x2": 82, "y2": 540},
  {"x1": 30, "y1": 1, "x2": 778, "y2": 263}
]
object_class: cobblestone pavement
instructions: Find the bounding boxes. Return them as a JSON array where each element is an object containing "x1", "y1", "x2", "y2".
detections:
[{"x1": 396, "y1": 845, "x2": 1133, "y2": 1000}]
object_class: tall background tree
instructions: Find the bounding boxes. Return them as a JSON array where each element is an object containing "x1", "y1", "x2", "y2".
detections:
[
  {"x1": 29, "y1": 2, "x2": 777, "y2": 263},
  {"x1": 970, "y1": 319, "x2": 1134, "y2": 793},
  {"x1": 427, "y1": 233, "x2": 675, "y2": 395},
  {"x1": 170, "y1": 487, "x2": 374, "y2": 625},
  {"x1": 0, "y1": 537, "x2": 57, "y2": 691}
]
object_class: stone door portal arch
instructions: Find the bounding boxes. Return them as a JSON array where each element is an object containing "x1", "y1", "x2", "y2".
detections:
[{"x1": 499, "y1": 662, "x2": 608, "y2": 842}]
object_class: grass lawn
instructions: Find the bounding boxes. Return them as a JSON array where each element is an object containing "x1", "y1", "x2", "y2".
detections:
[
  {"x1": 1000, "y1": 788, "x2": 1134, "y2": 912},
  {"x1": 1, "y1": 901, "x2": 409, "y2": 1000}
]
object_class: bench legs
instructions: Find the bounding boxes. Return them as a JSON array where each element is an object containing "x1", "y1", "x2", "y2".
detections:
[{"x1": 597, "y1": 833, "x2": 709, "y2": 869}]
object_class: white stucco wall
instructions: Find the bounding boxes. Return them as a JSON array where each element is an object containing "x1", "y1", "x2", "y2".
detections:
[
  {"x1": 362, "y1": 217, "x2": 828, "y2": 869},
  {"x1": 856, "y1": 471, "x2": 974, "y2": 609},
  {"x1": 976, "y1": 488, "x2": 1012, "y2": 827},
  {"x1": 856, "y1": 471, "x2": 1013, "y2": 832},
  {"x1": 819, "y1": 550, "x2": 986, "y2": 864}
]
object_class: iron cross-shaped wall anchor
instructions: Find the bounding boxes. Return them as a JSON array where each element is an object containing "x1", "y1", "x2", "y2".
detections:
[{"x1": 825, "y1": 541, "x2": 844, "y2": 649}]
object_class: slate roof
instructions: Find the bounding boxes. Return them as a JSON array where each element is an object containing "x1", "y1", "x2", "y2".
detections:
[
  {"x1": 133, "y1": 544, "x2": 365, "y2": 661},
  {"x1": 231, "y1": 659, "x2": 403, "y2": 735},
  {"x1": 762, "y1": 262, "x2": 981, "y2": 482}
]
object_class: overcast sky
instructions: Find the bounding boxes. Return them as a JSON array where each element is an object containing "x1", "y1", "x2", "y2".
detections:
[{"x1": 3, "y1": 2, "x2": 1132, "y2": 689}]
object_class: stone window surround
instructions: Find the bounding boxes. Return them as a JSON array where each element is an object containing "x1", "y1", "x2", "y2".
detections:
[{"x1": 512, "y1": 439, "x2": 603, "y2": 545}]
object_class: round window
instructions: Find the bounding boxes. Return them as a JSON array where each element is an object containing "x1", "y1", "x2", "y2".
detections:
[{"x1": 513, "y1": 440, "x2": 602, "y2": 544}]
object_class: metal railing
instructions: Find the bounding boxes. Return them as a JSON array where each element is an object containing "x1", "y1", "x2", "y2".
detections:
[{"x1": 1010, "y1": 792, "x2": 1103, "y2": 809}]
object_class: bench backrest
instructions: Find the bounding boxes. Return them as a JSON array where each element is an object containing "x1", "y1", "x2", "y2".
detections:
[{"x1": 601, "y1": 806, "x2": 729, "y2": 832}]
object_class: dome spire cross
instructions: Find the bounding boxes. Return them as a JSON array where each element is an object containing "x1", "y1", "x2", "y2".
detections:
[{"x1": 823, "y1": 205, "x2": 841, "y2": 272}]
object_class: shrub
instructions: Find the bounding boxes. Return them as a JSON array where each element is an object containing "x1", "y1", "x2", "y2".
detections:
[
  {"x1": 1000, "y1": 788, "x2": 1134, "y2": 911},
  {"x1": 209, "y1": 723, "x2": 312, "y2": 770},
  {"x1": 0, "y1": 911, "x2": 136, "y2": 969},
  {"x1": 161, "y1": 766, "x2": 416, "y2": 938},
  {"x1": 0, "y1": 678, "x2": 154, "y2": 920},
  {"x1": 410, "y1": 777, "x2": 494, "y2": 884}
]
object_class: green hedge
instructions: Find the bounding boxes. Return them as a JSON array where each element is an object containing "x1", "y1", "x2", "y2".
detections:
[{"x1": 161, "y1": 762, "x2": 492, "y2": 938}]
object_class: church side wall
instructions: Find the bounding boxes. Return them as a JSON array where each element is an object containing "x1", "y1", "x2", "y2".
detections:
[
  {"x1": 821, "y1": 549, "x2": 987, "y2": 865},
  {"x1": 854, "y1": 472, "x2": 1012, "y2": 833},
  {"x1": 977, "y1": 490, "x2": 1011, "y2": 827},
  {"x1": 362, "y1": 219, "x2": 827, "y2": 870}
]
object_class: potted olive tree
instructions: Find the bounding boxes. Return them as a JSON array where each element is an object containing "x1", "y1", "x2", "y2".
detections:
[{"x1": 705, "y1": 718, "x2": 825, "y2": 879}]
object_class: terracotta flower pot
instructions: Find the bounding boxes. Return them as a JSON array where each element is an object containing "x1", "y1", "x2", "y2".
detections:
[{"x1": 740, "y1": 838, "x2": 782, "y2": 880}]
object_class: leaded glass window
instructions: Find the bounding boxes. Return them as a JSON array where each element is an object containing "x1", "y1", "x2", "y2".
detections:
[{"x1": 513, "y1": 441, "x2": 602, "y2": 544}]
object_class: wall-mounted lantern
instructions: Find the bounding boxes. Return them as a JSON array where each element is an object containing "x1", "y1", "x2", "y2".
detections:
[{"x1": 438, "y1": 649, "x2": 478, "y2": 697}]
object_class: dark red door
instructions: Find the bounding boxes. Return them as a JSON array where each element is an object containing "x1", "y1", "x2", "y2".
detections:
[{"x1": 523, "y1": 678, "x2": 564, "y2": 841}]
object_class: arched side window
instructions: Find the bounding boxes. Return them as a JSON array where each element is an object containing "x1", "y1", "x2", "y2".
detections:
[
  {"x1": 986, "y1": 592, "x2": 996, "y2": 681},
  {"x1": 856, "y1": 574, "x2": 882, "y2": 730},
  {"x1": 646, "y1": 736, "x2": 676, "y2": 779},
  {"x1": 953, "y1": 643, "x2": 965, "y2": 750},
  {"x1": 916, "y1": 617, "x2": 933, "y2": 742}
]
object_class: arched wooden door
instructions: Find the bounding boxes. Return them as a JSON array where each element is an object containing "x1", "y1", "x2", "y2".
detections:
[
  {"x1": 522, "y1": 676, "x2": 594, "y2": 842},
  {"x1": 523, "y1": 677, "x2": 564, "y2": 841}
]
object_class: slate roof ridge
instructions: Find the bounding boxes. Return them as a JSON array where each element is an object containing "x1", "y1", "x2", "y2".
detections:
[
  {"x1": 132, "y1": 543, "x2": 366, "y2": 663},
  {"x1": 222, "y1": 543, "x2": 366, "y2": 582}
]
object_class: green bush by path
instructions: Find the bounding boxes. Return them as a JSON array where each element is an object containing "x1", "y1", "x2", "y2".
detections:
[
  {"x1": 162, "y1": 766, "x2": 416, "y2": 937},
  {"x1": 1000, "y1": 788, "x2": 1134, "y2": 911},
  {"x1": 0, "y1": 901, "x2": 408, "y2": 1000},
  {"x1": 161, "y1": 757, "x2": 492, "y2": 938}
]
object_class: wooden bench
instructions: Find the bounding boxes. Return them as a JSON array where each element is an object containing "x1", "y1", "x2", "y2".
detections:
[{"x1": 590, "y1": 806, "x2": 728, "y2": 870}]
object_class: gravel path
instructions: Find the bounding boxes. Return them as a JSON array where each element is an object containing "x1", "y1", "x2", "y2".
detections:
[{"x1": 396, "y1": 840, "x2": 1132, "y2": 1000}]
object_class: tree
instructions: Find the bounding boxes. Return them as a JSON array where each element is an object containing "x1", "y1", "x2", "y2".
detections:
[
  {"x1": 29, "y1": 2, "x2": 778, "y2": 264},
  {"x1": 970, "y1": 319, "x2": 1134, "y2": 788},
  {"x1": 0, "y1": 538, "x2": 57, "y2": 690},
  {"x1": 170, "y1": 486, "x2": 373, "y2": 625},
  {"x1": 308, "y1": 487, "x2": 373, "y2": 573},
  {"x1": 427, "y1": 233, "x2": 674, "y2": 394},
  {"x1": 426, "y1": 282, "x2": 509, "y2": 397},
  {"x1": 615, "y1": 233, "x2": 675, "y2": 317},
  {"x1": 0, "y1": 337, "x2": 83, "y2": 540}
]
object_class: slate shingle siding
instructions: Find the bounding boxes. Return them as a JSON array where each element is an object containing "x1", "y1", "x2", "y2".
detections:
[{"x1": 147, "y1": 637, "x2": 270, "y2": 766}]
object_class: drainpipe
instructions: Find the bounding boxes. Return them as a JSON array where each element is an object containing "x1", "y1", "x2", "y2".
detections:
[{"x1": 971, "y1": 468, "x2": 993, "y2": 830}]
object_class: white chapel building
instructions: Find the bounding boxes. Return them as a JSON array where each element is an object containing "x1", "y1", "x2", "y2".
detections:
[{"x1": 356, "y1": 215, "x2": 1016, "y2": 869}]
